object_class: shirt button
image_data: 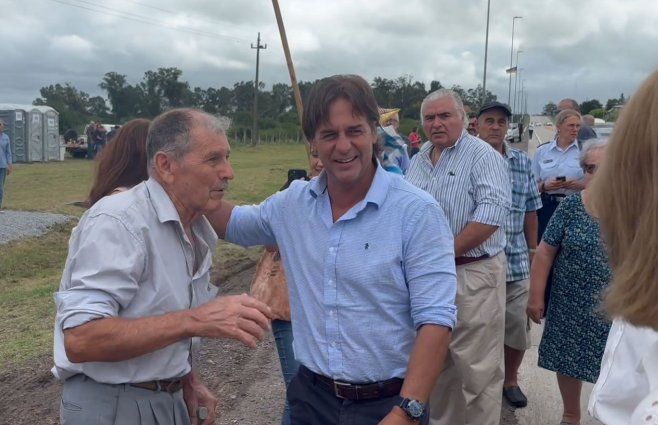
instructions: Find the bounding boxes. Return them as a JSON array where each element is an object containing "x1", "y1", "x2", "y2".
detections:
[
  {"x1": 330, "y1": 310, "x2": 335, "y2": 317},
  {"x1": 328, "y1": 279, "x2": 334, "y2": 286}
]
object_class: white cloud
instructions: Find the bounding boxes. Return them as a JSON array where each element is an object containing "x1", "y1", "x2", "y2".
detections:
[{"x1": 1, "y1": 0, "x2": 657, "y2": 112}]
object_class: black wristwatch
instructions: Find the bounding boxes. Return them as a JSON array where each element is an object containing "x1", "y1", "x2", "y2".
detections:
[{"x1": 399, "y1": 398, "x2": 426, "y2": 422}]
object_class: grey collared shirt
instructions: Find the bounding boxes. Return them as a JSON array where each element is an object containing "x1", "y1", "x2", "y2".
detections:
[
  {"x1": 406, "y1": 130, "x2": 511, "y2": 258},
  {"x1": 52, "y1": 178, "x2": 218, "y2": 383}
]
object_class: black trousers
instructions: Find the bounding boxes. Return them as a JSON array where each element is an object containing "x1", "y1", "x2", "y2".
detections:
[{"x1": 288, "y1": 366, "x2": 429, "y2": 425}]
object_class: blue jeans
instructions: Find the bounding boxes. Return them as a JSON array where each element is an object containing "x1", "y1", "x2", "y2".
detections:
[
  {"x1": 272, "y1": 320, "x2": 300, "y2": 425},
  {"x1": 0, "y1": 167, "x2": 6, "y2": 208}
]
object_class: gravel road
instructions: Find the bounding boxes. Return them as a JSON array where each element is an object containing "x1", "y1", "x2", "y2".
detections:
[{"x1": 0, "y1": 210, "x2": 73, "y2": 245}]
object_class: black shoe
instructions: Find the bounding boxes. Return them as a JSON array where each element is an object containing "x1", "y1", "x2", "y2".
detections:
[{"x1": 503, "y1": 386, "x2": 528, "y2": 408}]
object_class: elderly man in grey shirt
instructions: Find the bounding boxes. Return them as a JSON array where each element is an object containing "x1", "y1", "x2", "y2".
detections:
[{"x1": 53, "y1": 109, "x2": 272, "y2": 425}]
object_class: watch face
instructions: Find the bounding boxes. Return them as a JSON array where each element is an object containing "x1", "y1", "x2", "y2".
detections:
[{"x1": 407, "y1": 400, "x2": 424, "y2": 418}]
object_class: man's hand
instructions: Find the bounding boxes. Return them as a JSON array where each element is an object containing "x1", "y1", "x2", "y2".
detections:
[
  {"x1": 6, "y1": 165, "x2": 12, "y2": 175},
  {"x1": 378, "y1": 406, "x2": 415, "y2": 424},
  {"x1": 183, "y1": 372, "x2": 218, "y2": 425},
  {"x1": 191, "y1": 293, "x2": 272, "y2": 348},
  {"x1": 526, "y1": 297, "x2": 545, "y2": 324}
]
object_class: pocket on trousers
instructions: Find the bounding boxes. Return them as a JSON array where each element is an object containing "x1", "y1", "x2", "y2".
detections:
[{"x1": 61, "y1": 398, "x2": 83, "y2": 412}]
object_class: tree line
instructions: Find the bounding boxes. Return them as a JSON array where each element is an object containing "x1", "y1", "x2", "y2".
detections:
[
  {"x1": 541, "y1": 94, "x2": 626, "y2": 121},
  {"x1": 34, "y1": 67, "x2": 497, "y2": 142}
]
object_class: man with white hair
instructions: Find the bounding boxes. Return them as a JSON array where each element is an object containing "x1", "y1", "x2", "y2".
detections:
[
  {"x1": 406, "y1": 89, "x2": 511, "y2": 425},
  {"x1": 53, "y1": 108, "x2": 273, "y2": 425}
]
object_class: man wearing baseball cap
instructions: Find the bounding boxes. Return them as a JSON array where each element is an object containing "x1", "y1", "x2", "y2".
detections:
[{"x1": 477, "y1": 102, "x2": 542, "y2": 409}]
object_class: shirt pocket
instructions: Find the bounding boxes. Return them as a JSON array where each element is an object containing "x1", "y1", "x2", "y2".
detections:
[{"x1": 538, "y1": 159, "x2": 558, "y2": 179}]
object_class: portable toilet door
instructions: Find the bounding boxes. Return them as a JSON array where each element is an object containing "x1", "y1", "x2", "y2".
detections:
[
  {"x1": 36, "y1": 106, "x2": 60, "y2": 161},
  {"x1": 26, "y1": 107, "x2": 44, "y2": 162},
  {"x1": 0, "y1": 107, "x2": 28, "y2": 163}
]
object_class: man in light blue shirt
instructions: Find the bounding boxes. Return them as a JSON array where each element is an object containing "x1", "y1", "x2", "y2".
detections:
[
  {"x1": 0, "y1": 119, "x2": 13, "y2": 211},
  {"x1": 208, "y1": 75, "x2": 456, "y2": 425}
]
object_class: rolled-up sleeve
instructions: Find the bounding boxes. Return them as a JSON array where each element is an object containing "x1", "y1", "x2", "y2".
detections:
[
  {"x1": 226, "y1": 190, "x2": 286, "y2": 247},
  {"x1": 403, "y1": 201, "x2": 457, "y2": 330},
  {"x1": 471, "y1": 151, "x2": 511, "y2": 226},
  {"x1": 55, "y1": 214, "x2": 146, "y2": 330}
]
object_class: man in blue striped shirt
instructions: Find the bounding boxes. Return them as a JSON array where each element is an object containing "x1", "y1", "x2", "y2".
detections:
[
  {"x1": 406, "y1": 89, "x2": 511, "y2": 425},
  {"x1": 477, "y1": 102, "x2": 542, "y2": 409},
  {"x1": 208, "y1": 75, "x2": 457, "y2": 424}
]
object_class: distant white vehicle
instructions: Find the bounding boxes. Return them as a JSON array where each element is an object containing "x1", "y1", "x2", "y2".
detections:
[
  {"x1": 506, "y1": 123, "x2": 520, "y2": 143},
  {"x1": 594, "y1": 118, "x2": 606, "y2": 125}
]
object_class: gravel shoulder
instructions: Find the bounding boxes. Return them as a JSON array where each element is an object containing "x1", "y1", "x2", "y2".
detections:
[{"x1": 0, "y1": 210, "x2": 73, "y2": 245}]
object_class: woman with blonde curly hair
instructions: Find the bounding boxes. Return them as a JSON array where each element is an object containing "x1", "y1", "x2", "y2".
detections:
[{"x1": 588, "y1": 69, "x2": 658, "y2": 424}]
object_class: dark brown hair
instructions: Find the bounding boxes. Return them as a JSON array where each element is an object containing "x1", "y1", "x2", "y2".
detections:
[
  {"x1": 302, "y1": 74, "x2": 380, "y2": 141},
  {"x1": 88, "y1": 119, "x2": 150, "y2": 206}
]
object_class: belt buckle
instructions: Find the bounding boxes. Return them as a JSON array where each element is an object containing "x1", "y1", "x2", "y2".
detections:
[{"x1": 333, "y1": 381, "x2": 352, "y2": 399}]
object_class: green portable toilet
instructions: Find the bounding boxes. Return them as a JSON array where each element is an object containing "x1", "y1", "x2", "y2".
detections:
[{"x1": 0, "y1": 104, "x2": 29, "y2": 163}]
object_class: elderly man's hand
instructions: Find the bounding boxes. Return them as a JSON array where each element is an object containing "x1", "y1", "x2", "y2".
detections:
[
  {"x1": 183, "y1": 372, "x2": 218, "y2": 425},
  {"x1": 191, "y1": 293, "x2": 272, "y2": 348},
  {"x1": 6, "y1": 165, "x2": 12, "y2": 175}
]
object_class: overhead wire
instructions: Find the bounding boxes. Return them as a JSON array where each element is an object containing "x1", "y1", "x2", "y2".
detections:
[{"x1": 46, "y1": 0, "x2": 251, "y2": 43}]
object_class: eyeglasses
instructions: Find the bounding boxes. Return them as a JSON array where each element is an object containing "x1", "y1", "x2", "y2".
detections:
[{"x1": 582, "y1": 163, "x2": 598, "y2": 174}]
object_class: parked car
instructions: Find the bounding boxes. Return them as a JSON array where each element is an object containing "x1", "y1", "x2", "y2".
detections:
[
  {"x1": 506, "y1": 123, "x2": 520, "y2": 143},
  {"x1": 593, "y1": 124, "x2": 614, "y2": 141}
]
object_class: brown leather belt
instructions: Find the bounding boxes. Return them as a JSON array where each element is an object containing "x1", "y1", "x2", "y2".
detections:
[
  {"x1": 455, "y1": 254, "x2": 490, "y2": 266},
  {"x1": 131, "y1": 379, "x2": 183, "y2": 393},
  {"x1": 300, "y1": 365, "x2": 403, "y2": 401}
]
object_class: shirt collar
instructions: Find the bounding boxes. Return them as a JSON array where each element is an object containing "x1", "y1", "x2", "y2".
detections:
[
  {"x1": 145, "y1": 178, "x2": 183, "y2": 224},
  {"x1": 549, "y1": 138, "x2": 579, "y2": 152},
  {"x1": 308, "y1": 161, "x2": 389, "y2": 209},
  {"x1": 418, "y1": 129, "x2": 468, "y2": 161}
]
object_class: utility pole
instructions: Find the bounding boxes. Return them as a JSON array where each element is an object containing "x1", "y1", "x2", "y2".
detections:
[
  {"x1": 507, "y1": 16, "x2": 522, "y2": 105},
  {"x1": 481, "y1": 0, "x2": 491, "y2": 107},
  {"x1": 251, "y1": 32, "x2": 267, "y2": 146}
]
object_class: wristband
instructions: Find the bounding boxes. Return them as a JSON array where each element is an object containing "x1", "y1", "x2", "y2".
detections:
[{"x1": 528, "y1": 248, "x2": 537, "y2": 253}]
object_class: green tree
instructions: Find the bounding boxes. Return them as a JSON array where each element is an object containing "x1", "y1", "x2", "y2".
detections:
[
  {"x1": 100, "y1": 72, "x2": 143, "y2": 121},
  {"x1": 542, "y1": 101, "x2": 558, "y2": 116},
  {"x1": 589, "y1": 108, "x2": 606, "y2": 119},
  {"x1": 580, "y1": 99, "x2": 603, "y2": 115},
  {"x1": 33, "y1": 83, "x2": 92, "y2": 132}
]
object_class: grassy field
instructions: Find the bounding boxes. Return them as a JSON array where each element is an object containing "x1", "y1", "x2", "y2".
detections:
[{"x1": 0, "y1": 143, "x2": 309, "y2": 368}]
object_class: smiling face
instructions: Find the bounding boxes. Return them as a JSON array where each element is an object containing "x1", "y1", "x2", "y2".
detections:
[
  {"x1": 311, "y1": 97, "x2": 377, "y2": 193},
  {"x1": 421, "y1": 96, "x2": 465, "y2": 150},
  {"x1": 477, "y1": 109, "x2": 510, "y2": 150},
  {"x1": 168, "y1": 125, "x2": 234, "y2": 214}
]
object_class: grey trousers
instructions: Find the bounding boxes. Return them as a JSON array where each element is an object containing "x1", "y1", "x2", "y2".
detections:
[{"x1": 60, "y1": 374, "x2": 190, "y2": 425}]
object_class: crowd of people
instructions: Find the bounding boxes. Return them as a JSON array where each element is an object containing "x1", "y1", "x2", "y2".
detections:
[{"x1": 50, "y1": 69, "x2": 658, "y2": 425}]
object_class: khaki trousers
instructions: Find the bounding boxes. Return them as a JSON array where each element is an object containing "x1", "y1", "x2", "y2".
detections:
[{"x1": 429, "y1": 252, "x2": 507, "y2": 425}]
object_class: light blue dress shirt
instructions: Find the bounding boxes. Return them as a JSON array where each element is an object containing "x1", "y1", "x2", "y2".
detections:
[
  {"x1": 0, "y1": 133, "x2": 12, "y2": 169},
  {"x1": 227, "y1": 164, "x2": 457, "y2": 382},
  {"x1": 406, "y1": 130, "x2": 511, "y2": 258},
  {"x1": 531, "y1": 139, "x2": 584, "y2": 195},
  {"x1": 52, "y1": 179, "x2": 218, "y2": 383}
]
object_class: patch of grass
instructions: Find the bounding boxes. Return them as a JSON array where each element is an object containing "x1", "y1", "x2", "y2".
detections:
[{"x1": 0, "y1": 143, "x2": 309, "y2": 368}]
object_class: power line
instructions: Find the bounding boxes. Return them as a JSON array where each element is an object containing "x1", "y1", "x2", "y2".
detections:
[
  {"x1": 118, "y1": 0, "x2": 251, "y2": 34},
  {"x1": 46, "y1": 0, "x2": 250, "y2": 43}
]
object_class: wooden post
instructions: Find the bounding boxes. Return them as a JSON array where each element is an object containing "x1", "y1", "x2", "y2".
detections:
[{"x1": 271, "y1": 0, "x2": 311, "y2": 166}]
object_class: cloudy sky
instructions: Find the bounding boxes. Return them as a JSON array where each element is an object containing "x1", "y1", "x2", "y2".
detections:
[{"x1": 3, "y1": 0, "x2": 658, "y2": 113}]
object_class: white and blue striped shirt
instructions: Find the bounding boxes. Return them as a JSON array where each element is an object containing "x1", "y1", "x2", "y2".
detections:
[
  {"x1": 406, "y1": 130, "x2": 511, "y2": 258},
  {"x1": 227, "y1": 164, "x2": 457, "y2": 382}
]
